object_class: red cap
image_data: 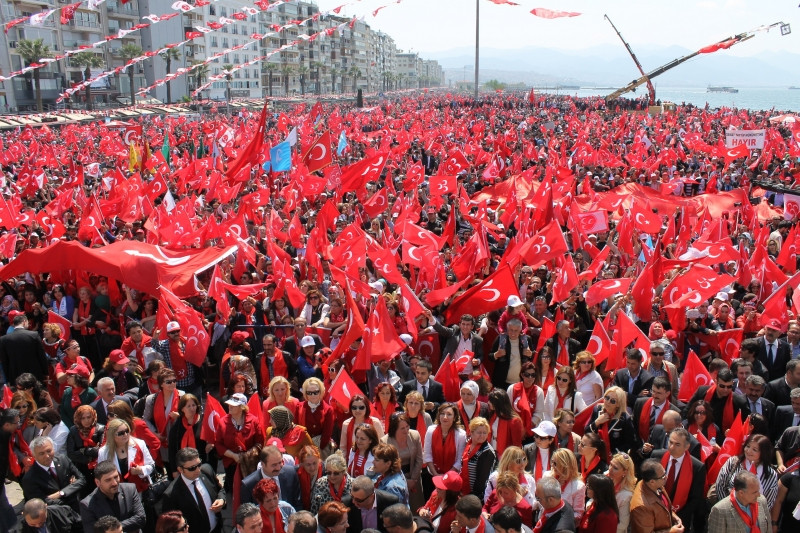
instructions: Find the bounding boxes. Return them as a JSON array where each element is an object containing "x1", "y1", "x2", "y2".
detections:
[
  {"x1": 66, "y1": 363, "x2": 90, "y2": 379},
  {"x1": 7, "y1": 310, "x2": 24, "y2": 320},
  {"x1": 231, "y1": 331, "x2": 249, "y2": 345},
  {"x1": 266, "y1": 437, "x2": 286, "y2": 453},
  {"x1": 109, "y1": 349, "x2": 130, "y2": 365},
  {"x1": 765, "y1": 318, "x2": 784, "y2": 332},
  {"x1": 432, "y1": 471, "x2": 462, "y2": 492}
]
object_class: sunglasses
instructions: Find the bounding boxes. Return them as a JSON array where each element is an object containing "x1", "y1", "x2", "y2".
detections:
[
  {"x1": 116, "y1": 429, "x2": 130, "y2": 437},
  {"x1": 306, "y1": 390, "x2": 321, "y2": 396},
  {"x1": 579, "y1": 361, "x2": 592, "y2": 365},
  {"x1": 603, "y1": 396, "x2": 617, "y2": 404},
  {"x1": 164, "y1": 379, "x2": 177, "y2": 385},
  {"x1": 695, "y1": 410, "x2": 706, "y2": 415},
  {"x1": 16, "y1": 404, "x2": 29, "y2": 409},
  {"x1": 541, "y1": 355, "x2": 552, "y2": 359},
  {"x1": 168, "y1": 331, "x2": 181, "y2": 335},
  {"x1": 717, "y1": 384, "x2": 734, "y2": 389},
  {"x1": 522, "y1": 373, "x2": 536, "y2": 378},
  {"x1": 650, "y1": 352, "x2": 665, "y2": 356},
  {"x1": 181, "y1": 463, "x2": 202, "y2": 472},
  {"x1": 557, "y1": 377, "x2": 570, "y2": 383},
  {"x1": 351, "y1": 405, "x2": 366, "y2": 411},
  {"x1": 514, "y1": 457, "x2": 528, "y2": 464},
  {"x1": 352, "y1": 493, "x2": 373, "y2": 504},
  {"x1": 535, "y1": 435, "x2": 553, "y2": 440}
]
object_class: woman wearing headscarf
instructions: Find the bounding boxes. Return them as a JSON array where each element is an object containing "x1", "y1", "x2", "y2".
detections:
[{"x1": 265, "y1": 405, "x2": 313, "y2": 460}]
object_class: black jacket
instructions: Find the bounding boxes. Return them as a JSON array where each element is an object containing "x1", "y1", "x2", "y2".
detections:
[
  {"x1": 651, "y1": 450, "x2": 707, "y2": 530},
  {"x1": 79, "y1": 483, "x2": 146, "y2": 533},
  {"x1": 161, "y1": 464, "x2": 226, "y2": 533},
  {"x1": 756, "y1": 337, "x2": 792, "y2": 381},
  {"x1": 0, "y1": 328, "x2": 49, "y2": 384},
  {"x1": 21, "y1": 455, "x2": 86, "y2": 510},
  {"x1": 399, "y1": 378, "x2": 446, "y2": 417},
  {"x1": 342, "y1": 489, "x2": 400, "y2": 533},
  {"x1": 20, "y1": 503, "x2": 78, "y2": 533},
  {"x1": 765, "y1": 377, "x2": 794, "y2": 407},
  {"x1": 612, "y1": 368, "x2": 655, "y2": 410},
  {"x1": 488, "y1": 334, "x2": 534, "y2": 388},
  {"x1": 432, "y1": 321, "x2": 484, "y2": 364},
  {"x1": 538, "y1": 501, "x2": 576, "y2": 533}
]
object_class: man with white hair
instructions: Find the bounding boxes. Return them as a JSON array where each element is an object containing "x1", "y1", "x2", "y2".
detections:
[
  {"x1": 21, "y1": 436, "x2": 86, "y2": 511},
  {"x1": 533, "y1": 476, "x2": 576, "y2": 533},
  {"x1": 91, "y1": 376, "x2": 132, "y2": 425},
  {"x1": 707, "y1": 471, "x2": 770, "y2": 533}
]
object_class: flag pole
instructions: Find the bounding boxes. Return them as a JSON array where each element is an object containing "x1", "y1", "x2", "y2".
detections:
[{"x1": 474, "y1": 0, "x2": 479, "y2": 99}]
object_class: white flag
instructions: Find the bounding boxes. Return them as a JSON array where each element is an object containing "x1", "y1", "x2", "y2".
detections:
[
  {"x1": 164, "y1": 190, "x2": 176, "y2": 212},
  {"x1": 29, "y1": 10, "x2": 55, "y2": 26},
  {"x1": 287, "y1": 127, "x2": 298, "y2": 147}
]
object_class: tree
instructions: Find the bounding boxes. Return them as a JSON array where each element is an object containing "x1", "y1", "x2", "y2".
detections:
[
  {"x1": 311, "y1": 61, "x2": 324, "y2": 95},
  {"x1": 280, "y1": 64, "x2": 294, "y2": 96},
  {"x1": 120, "y1": 43, "x2": 143, "y2": 106},
  {"x1": 348, "y1": 66, "x2": 361, "y2": 94},
  {"x1": 329, "y1": 67, "x2": 340, "y2": 94},
  {"x1": 263, "y1": 62, "x2": 278, "y2": 97},
  {"x1": 71, "y1": 51, "x2": 104, "y2": 111},
  {"x1": 297, "y1": 65, "x2": 310, "y2": 96},
  {"x1": 396, "y1": 73, "x2": 405, "y2": 90},
  {"x1": 16, "y1": 39, "x2": 52, "y2": 112},
  {"x1": 159, "y1": 47, "x2": 181, "y2": 104},
  {"x1": 190, "y1": 60, "x2": 210, "y2": 97},
  {"x1": 222, "y1": 64, "x2": 233, "y2": 114},
  {"x1": 485, "y1": 79, "x2": 506, "y2": 91}
]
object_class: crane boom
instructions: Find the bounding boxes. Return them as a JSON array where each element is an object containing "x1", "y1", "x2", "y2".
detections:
[{"x1": 604, "y1": 15, "x2": 656, "y2": 105}]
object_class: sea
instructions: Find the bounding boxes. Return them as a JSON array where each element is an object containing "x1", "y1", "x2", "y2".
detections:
[{"x1": 540, "y1": 86, "x2": 800, "y2": 113}]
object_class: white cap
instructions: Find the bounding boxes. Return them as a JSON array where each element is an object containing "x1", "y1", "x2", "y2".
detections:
[
  {"x1": 224, "y1": 393, "x2": 247, "y2": 407},
  {"x1": 714, "y1": 292, "x2": 729, "y2": 302},
  {"x1": 507, "y1": 295, "x2": 524, "y2": 308},
  {"x1": 300, "y1": 335, "x2": 316, "y2": 348},
  {"x1": 532, "y1": 421, "x2": 557, "y2": 438},
  {"x1": 399, "y1": 334, "x2": 414, "y2": 345},
  {"x1": 166, "y1": 321, "x2": 181, "y2": 332}
]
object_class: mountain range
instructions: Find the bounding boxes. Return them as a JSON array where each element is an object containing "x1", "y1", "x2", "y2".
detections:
[{"x1": 431, "y1": 45, "x2": 800, "y2": 88}]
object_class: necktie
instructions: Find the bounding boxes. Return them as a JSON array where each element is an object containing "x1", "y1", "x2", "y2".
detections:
[
  {"x1": 193, "y1": 480, "x2": 211, "y2": 530},
  {"x1": 649, "y1": 405, "x2": 658, "y2": 427},
  {"x1": 422, "y1": 384, "x2": 428, "y2": 400},
  {"x1": 665, "y1": 458, "x2": 677, "y2": 497},
  {"x1": 768, "y1": 343, "x2": 775, "y2": 364},
  {"x1": 49, "y1": 466, "x2": 58, "y2": 483},
  {"x1": 751, "y1": 401, "x2": 758, "y2": 415}
]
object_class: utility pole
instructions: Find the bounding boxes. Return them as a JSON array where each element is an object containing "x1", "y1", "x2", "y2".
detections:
[{"x1": 474, "y1": 0, "x2": 479, "y2": 98}]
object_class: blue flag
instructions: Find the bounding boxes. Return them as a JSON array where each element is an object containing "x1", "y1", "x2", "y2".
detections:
[
  {"x1": 270, "y1": 141, "x2": 291, "y2": 172},
  {"x1": 337, "y1": 130, "x2": 348, "y2": 156}
]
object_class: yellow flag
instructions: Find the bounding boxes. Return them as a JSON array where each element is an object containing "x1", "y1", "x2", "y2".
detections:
[{"x1": 129, "y1": 143, "x2": 139, "y2": 172}]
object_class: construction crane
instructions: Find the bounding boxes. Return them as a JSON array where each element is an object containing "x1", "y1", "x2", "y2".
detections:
[
  {"x1": 604, "y1": 21, "x2": 791, "y2": 103},
  {"x1": 604, "y1": 15, "x2": 656, "y2": 105}
]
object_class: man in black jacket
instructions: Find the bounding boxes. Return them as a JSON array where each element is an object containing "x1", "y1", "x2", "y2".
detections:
[
  {"x1": 79, "y1": 461, "x2": 146, "y2": 533},
  {"x1": 429, "y1": 310, "x2": 483, "y2": 378},
  {"x1": 652, "y1": 429, "x2": 707, "y2": 533},
  {"x1": 765, "y1": 359, "x2": 800, "y2": 407},
  {"x1": 613, "y1": 349, "x2": 655, "y2": 410},
  {"x1": 162, "y1": 448, "x2": 226, "y2": 533},
  {"x1": 756, "y1": 319, "x2": 792, "y2": 381},
  {"x1": 533, "y1": 476, "x2": 576, "y2": 533},
  {"x1": 399, "y1": 359, "x2": 445, "y2": 417},
  {"x1": 20, "y1": 498, "x2": 79, "y2": 533},
  {"x1": 687, "y1": 369, "x2": 749, "y2": 432},
  {"x1": 488, "y1": 319, "x2": 534, "y2": 389},
  {"x1": 0, "y1": 314, "x2": 49, "y2": 384},
  {"x1": 22, "y1": 436, "x2": 86, "y2": 512},
  {"x1": 342, "y1": 475, "x2": 400, "y2": 533}
]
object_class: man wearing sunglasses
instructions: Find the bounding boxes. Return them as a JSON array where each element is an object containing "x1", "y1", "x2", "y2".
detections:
[
  {"x1": 686, "y1": 368, "x2": 749, "y2": 432},
  {"x1": 161, "y1": 447, "x2": 226, "y2": 533},
  {"x1": 630, "y1": 459, "x2": 684, "y2": 533}
]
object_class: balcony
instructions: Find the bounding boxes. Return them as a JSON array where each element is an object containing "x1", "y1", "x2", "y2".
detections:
[
  {"x1": 68, "y1": 20, "x2": 101, "y2": 30},
  {"x1": 106, "y1": 1, "x2": 139, "y2": 17}
]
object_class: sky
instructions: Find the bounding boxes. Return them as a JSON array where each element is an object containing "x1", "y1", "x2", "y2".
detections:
[{"x1": 313, "y1": 0, "x2": 799, "y2": 57}]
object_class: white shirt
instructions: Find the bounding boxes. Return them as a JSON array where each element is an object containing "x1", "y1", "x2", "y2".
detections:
[
  {"x1": 667, "y1": 453, "x2": 685, "y2": 478},
  {"x1": 182, "y1": 474, "x2": 217, "y2": 531}
]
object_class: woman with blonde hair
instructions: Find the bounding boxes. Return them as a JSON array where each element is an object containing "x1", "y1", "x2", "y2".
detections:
[
  {"x1": 572, "y1": 351, "x2": 604, "y2": 404},
  {"x1": 484, "y1": 445, "x2": 537, "y2": 507},
  {"x1": 606, "y1": 452, "x2": 636, "y2": 533},
  {"x1": 460, "y1": 417, "x2": 496, "y2": 498},
  {"x1": 10, "y1": 391, "x2": 36, "y2": 444},
  {"x1": 98, "y1": 418, "x2": 155, "y2": 493},
  {"x1": 296, "y1": 377, "x2": 334, "y2": 454},
  {"x1": 554, "y1": 409, "x2": 580, "y2": 453},
  {"x1": 383, "y1": 412, "x2": 424, "y2": 511},
  {"x1": 548, "y1": 447, "x2": 585, "y2": 519},
  {"x1": 261, "y1": 375, "x2": 300, "y2": 427},
  {"x1": 543, "y1": 366, "x2": 586, "y2": 421},
  {"x1": 403, "y1": 390, "x2": 432, "y2": 437},
  {"x1": 310, "y1": 453, "x2": 353, "y2": 515},
  {"x1": 483, "y1": 471, "x2": 534, "y2": 525},
  {"x1": 584, "y1": 386, "x2": 634, "y2": 455}
]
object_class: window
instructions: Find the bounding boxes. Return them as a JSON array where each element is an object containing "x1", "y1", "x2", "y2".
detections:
[
  {"x1": 220, "y1": 7, "x2": 226, "y2": 16},
  {"x1": 209, "y1": 6, "x2": 215, "y2": 16}
]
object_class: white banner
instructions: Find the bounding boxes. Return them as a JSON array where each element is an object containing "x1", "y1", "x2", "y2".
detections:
[{"x1": 725, "y1": 129, "x2": 765, "y2": 149}]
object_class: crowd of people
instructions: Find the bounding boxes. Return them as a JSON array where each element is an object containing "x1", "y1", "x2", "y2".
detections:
[{"x1": 0, "y1": 89, "x2": 799, "y2": 533}]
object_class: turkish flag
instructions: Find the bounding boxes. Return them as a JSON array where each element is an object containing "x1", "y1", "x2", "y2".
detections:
[
  {"x1": 328, "y1": 367, "x2": 364, "y2": 411},
  {"x1": 47, "y1": 311, "x2": 72, "y2": 341},
  {"x1": 536, "y1": 317, "x2": 556, "y2": 352},
  {"x1": 716, "y1": 328, "x2": 743, "y2": 364},
  {"x1": 399, "y1": 283, "x2": 427, "y2": 322},
  {"x1": 607, "y1": 312, "x2": 649, "y2": 371},
  {"x1": 573, "y1": 398, "x2": 603, "y2": 437},
  {"x1": 695, "y1": 430, "x2": 714, "y2": 462},
  {"x1": 575, "y1": 210, "x2": 608, "y2": 233},
  {"x1": 512, "y1": 221, "x2": 568, "y2": 268},
  {"x1": 586, "y1": 320, "x2": 611, "y2": 366},
  {"x1": 434, "y1": 355, "x2": 461, "y2": 402},
  {"x1": 357, "y1": 297, "x2": 405, "y2": 369},
  {"x1": 0, "y1": 233, "x2": 17, "y2": 260},
  {"x1": 200, "y1": 393, "x2": 226, "y2": 442},
  {"x1": 579, "y1": 245, "x2": 610, "y2": 282},
  {"x1": 759, "y1": 272, "x2": 800, "y2": 329},
  {"x1": 123, "y1": 125, "x2": 142, "y2": 146},
  {"x1": 302, "y1": 129, "x2": 332, "y2": 173},
  {"x1": 585, "y1": 278, "x2": 632, "y2": 308},
  {"x1": 723, "y1": 143, "x2": 750, "y2": 166},
  {"x1": 339, "y1": 153, "x2": 388, "y2": 193},
  {"x1": 630, "y1": 200, "x2": 663, "y2": 234},
  {"x1": 207, "y1": 265, "x2": 231, "y2": 320},
  {"x1": 158, "y1": 286, "x2": 210, "y2": 367},
  {"x1": 444, "y1": 264, "x2": 517, "y2": 324},
  {"x1": 706, "y1": 414, "x2": 745, "y2": 491},
  {"x1": 0, "y1": 385, "x2": 13, "y2": 409},
  {"x1": 362, "y1": 188, "x2": 389, "y2": 219},
  {"x1": 247, "y1": 392, "x2": 263, "y2": 428},
  {"x1": 699, "y1": 38, "x2": 738, "y2": 54},
  {"x1": 630, "y1": 260, "x2": 656, "y2": 321},
  {"x1": 550, "y1": 255, "x2": 579, "y2": 304},
  {"x1": 323, "y1": 280, "x2": 366, "y2": 365},
  {"x1": 678, "y1": 350, "x2": 713, "y2": 402},
  {"x1": 414, "y1": 331, "x2": 442, "y2": 370}
]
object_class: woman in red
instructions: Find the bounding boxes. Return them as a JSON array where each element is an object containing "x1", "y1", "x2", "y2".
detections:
[
  {"x1": 265, "y1": 406, "x2": 313, "y2": 460},
  {"x1": 295, "y1": 377, "x2": 335, "y2": 454},
  {"x1": 483, "y1": 471, "x2": 534, "y2": 525},
  {"x1": 534, "y1": 346, "x2": 558, "y2": 394},
  {"x1": 370, "y1": 382, "x2": 398, "y2": 432},
  {"x1": 577, "y1": 474, "x2": 619, "y2": 533},
  {"x1": 487, "y1": 389, "x2": 523, "y2": 458},
  {"x1": 347, "y1": 424, "x2": 379, "y2": 478},
  {"x1": 507, "y1": 362, "x2": 545, "y2": 438},
  {"x1": 214, "y1": 392, "x2": 264, "y2": 508},
  {"x1": 142, "y1": 368, "x2": 184, "y2": 467},
  {"x1": 261, "y1": 376, "x2": 300, "y2": 428},
  {"x1": 296, "y1": 445, "x2": 322, "y2": 512},
  {"x1": 252, "y1": 478, "x2": 293, "y2": 533},
  {"x1": 417, "y1": 471, "x2": 462, "y2": 533}
]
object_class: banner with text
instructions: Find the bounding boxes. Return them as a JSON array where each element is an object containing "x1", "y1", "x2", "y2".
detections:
[{"x1": 725, "y1": 129, "x2": 765, "y2": 149}]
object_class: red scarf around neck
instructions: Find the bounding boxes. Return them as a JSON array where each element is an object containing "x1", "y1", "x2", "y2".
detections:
[
  {"x1": 534, "y1": 447, "x2": 550, "y2": 481},
  {"x1": 180, "y1": 415, "x2": 197, "y2": 450},
  {"x1": 555, "y1": 387, "x2": 571, "y2": 410},
  {"x1": 328, "y1": 473, "x2": 347, "y2": 501},
  {"x1": 638, "y1": 398, "x2": 668, "y2": 442},
  {"x1": 580, "y1": 454, "x2": 601, "y2": 482},
  {"x1": 260, "y1": 349, "x2": 288, "y2": 396},
  {"x1": 261, "y1": 506, "x2": 285, "y2": 533},
  {"x1": 431, "y1": 425, "x2": 456, "y2": 473},
  {"x1": 169, "y1": 339, "x2": 189, "y2": 380},
  {"x1": 80, "y1": 426, "x2": 98, "y2": 469},
  {"x1": 70, "y1": 386, "x2": 84, "y2": 409},
  {"x1": 660, "y1": 452, "x2": 694, "y2": 511},
  {"x1": 8, "y1": 430, "x2": 32, "y2": 477},
  {"x1": 372, "y1": 400, "x2": 396, "y2": 432},
  {"x1": 533, "y1": 500, "x2": 565, "y2": 533},
  {"x1": 729, "y1": 490, "x2": 761, "y2": 533},
  {"x1": 348, "y1": 451, "x2": 368, "y2": 477},
  {"x1": 559, "y1": 432, "x2": 575, "y2": 453},
  {"x1": 413, "y1": 412, "x2": 427, "y2": 447},
  {"x1": 298, "y1": 463, "x2": 322, "y2": 510},
  {"x1": 460, "y1": 441, "x2": 483, "y2": 495},
  {"x1": 705, "y1": 385, "x2": 735, "y2": 429},
  {"x1": 153, "y1": 391, "x2": 179, "y2": 436},
  {"x1": 122, "y1": 441, "x2": 149, "y2": 492}
]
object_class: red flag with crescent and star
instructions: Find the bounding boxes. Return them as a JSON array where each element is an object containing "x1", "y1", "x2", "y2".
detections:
[
  {"x1": 678, "y1": 350, "x2": 712, "y2": 402},
  {"x1": 443, "y1": 264, "x2": 517, "y2": 324},
  {"x1": 302, "y1": 129, "x2": 332, "y2": 173},
  {"x1": 201, "y1": 393, "x2": 225, "y2": 442}
]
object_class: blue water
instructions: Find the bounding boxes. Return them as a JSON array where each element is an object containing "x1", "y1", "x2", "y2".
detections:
[{"x1": 547, "y1": 86, "x2": 800, "y2": 113}]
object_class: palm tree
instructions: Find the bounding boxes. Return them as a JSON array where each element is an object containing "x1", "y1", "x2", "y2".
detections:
[
  {"x1": 348, "y1": 66, "x2": 361, "y2": 94},
  {"x1": 297, "y1": 65, "x2": 310, "y2": 96},
  {"x1": 190, "y1": 60, "x2": 210, "y2": 97},
  {"x1": 396, "y1": 73, "x2": 405, "y2": 90},
  {"x1": 71, "y1": 51, "x2": 104, "y2": 111},
  {"x1": 120, "y1": 43, "x2": 143, "y2": 106},
  {"x1": 311, "y1": 61, "x2": 324, "y2": 95},
  {"x1": 280, "y1": 64, "x2": 294, "y2": 96},
  {"x1": 16, "y1": 39, "x2": 52, "y2": 112},
  {"x1": 263, "y1": 62, "x2": 278, "y2": 97},
  {"x1": 329, "y1": 67, "x2": 340, "y2": 94},
  {"x1": 159, "y1": 47, "x2": 181, "y2": 104},
  {"x1": 222, "y1": 64, "x2": 233, "y2": 114}
]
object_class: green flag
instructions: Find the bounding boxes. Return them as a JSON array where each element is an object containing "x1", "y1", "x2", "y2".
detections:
[{"x1": 161, "y1": 136, "x2": 170, "y2": 165}]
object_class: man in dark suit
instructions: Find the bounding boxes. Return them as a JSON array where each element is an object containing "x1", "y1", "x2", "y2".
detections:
[
  {"x1": 757, "y1": 319, "x2": 792, "y2": 381},
  {"x1": 241, "y1": 444, "x2": 301, "y2": 510},
  {"x1": 632, "y1": 377, "x2": 681, "y2": 450},
  {"x1": 642, "y1": 411, "x2": 702, "y2": 462},
  {"x1": 543, "y1": 320, "x2": 582, "y2": 367},
  {"x1": 342, "y1": 475, "x2": 400, "y2": 533},
  {"x1": 255, "y1": 334, "x2": 299, "y2": 398},
  {"x1": 281, "y1": 318, "x2": 323, "y2": 358},
  {"x1": 613, "y1": 349, "x2": 655, "y2": 410},
  {"x1": 772, "y1": 387, "x2": 800, "y2": 442},
  {"x1": 92, "y1": 377, "x2": 133, "y2": 425},
  {"x1": 79, "y1": 460, "x2": 146, "y2": 533},
  {"x1": 764, "y1": 360, "x2": 800, "y2": 407},
  {"x1": 399, "y1": 359, "x2": 445, "y2": 417},
  {"x1": 429, "y1": 311, "x2": 484, "y2": 377},
  {"x1": 162, "y1": 447, "x2": 225, "y2": 533},
  {"x1": 744, "y1": 375, "x2": 776, "y2": 426},
  {"x1": 22, "y1": 436, "x2": 86, "y2": 512},
  {"x1": 533, "y1": 476, "x2": 576, "y2": 533},
  {"x1": 488, "y1": 319, "x2": 534, "y2": 389},
  {"x1": 0, "y1": 314, "x2": 49, "y2": 384},
  {"x1": 652, "y1": 429, "x2": 707, "y2": 533},
  {"x1": 20, "y1": 498, "x2": 78, "y2": 533},
  {"x1": 0, "y1": 408, "x2": 21, "y2": 531},
  {"x1": 687, "y1": 369, "x2": 749, "y2": 432}
]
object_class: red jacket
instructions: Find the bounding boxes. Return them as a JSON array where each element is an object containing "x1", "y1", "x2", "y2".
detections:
[
  {"x1": 578, "y1": 507, "x2": 619, "y2": 533},
  {"x1": 296, "y1": 400, "x2": 334, "y2": 450},
  {"x1": 214, "y1": 413, "x2": 264, "y2": 468},
  {"x1": 490, "y1": 415, "x2": 523, "y2": 457}
]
